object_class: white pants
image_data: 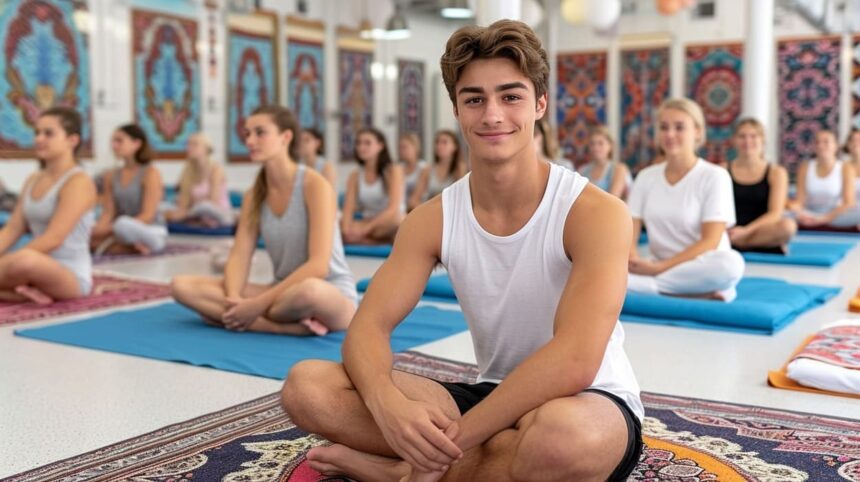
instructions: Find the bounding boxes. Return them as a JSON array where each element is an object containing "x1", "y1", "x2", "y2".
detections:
[
  {"x1": 188, "y1": 201, "x2": 235, "y2": 226},
  {"x1": 113, "y1": 215, "x2": 168, "y2": 253},
  {"x1": 829, "y1": 206, "x2": 860, "y2": 228},
  {"x1": 628, "y1": 249, "x2": 745, "y2": 302}
]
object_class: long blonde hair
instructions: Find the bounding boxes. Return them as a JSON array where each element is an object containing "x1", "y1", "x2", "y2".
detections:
[{"x1": 177, "y1": 133, "x2": 216, "y2": 208}]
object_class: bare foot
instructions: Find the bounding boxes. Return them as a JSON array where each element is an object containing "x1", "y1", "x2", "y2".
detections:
[
  {"x1": 15, "y1": 285, "x2": 54, "y2": 305},
  {"x1": 133, "y1": 242, "x2": 151, "y2": 256},
  {"x1": 300, "y1": 317, "x2": 330, "y2": 336},
  {"x1": 306, "y1": 444, "x2": 409, "y2": 482}
]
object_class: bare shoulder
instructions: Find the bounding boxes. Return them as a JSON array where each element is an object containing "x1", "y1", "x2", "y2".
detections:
[
  {"x1": 564, "y1": 184, "x2": 631, "y2": 253},
  {"x1": 391, "y1": 195, "x2": 443, "y2": 260},
  {"x1": 769, "y1": 163, "x2": 788, "y2": 181},
  {"x1": 303, "y1": 168, "x2": 334, "y2": 198}
]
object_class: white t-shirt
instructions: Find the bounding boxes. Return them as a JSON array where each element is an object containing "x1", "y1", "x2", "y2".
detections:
[
  {"x1": 441, "y1": 164, "x2": 644, "y2": 421},
  {"x1": 628, "y1": 159, "x2": 735, "y2": 261}
]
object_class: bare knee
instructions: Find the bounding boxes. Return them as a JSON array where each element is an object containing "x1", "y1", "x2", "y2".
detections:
[
  {"x1": 282, "y1": 360, "x2": 347, "y2": 434},
  {"x1": 1, "y1": 249, "x2": 41, "y2": 278},
  {"x1": 780, "y1": 217, "x2": 798, "y2": 239},
  {"x1": 509, "y1": 402, "x2": 608, "y2": 482},
  {"x1": 170, "y1": 275, "x2": 197, "y2": 302},
  {"x1": 275, "y1": 278, "x2": 326, "y2": 313}
]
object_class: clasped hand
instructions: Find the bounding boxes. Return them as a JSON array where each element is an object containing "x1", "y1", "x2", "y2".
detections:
[{"x1": 222, "y1": 296, "x2": 265, "y2": 330}]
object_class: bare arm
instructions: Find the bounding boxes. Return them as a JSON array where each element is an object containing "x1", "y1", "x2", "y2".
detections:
[
  {"x1": 789, "y1": 161, "x2": 808, "y2": 211},
  {"x1": 25, "y1": 173, "x2": 96, "y2": 253},
  {"x1": 654, "y1": 222, "x2": 725, "y2": 272},
  {"x1": 223, "y1": 192, "x2": 259, "y2": 298},
  {"x1": 608, "y1": 163, "x2": 630, "y2": 199},
  {"x1": 451, "y1": 186, "x2": 631, "y2": 451},
  {"x1": 629, "y1": 217, "x2": 643, "y2": 260},
  {"x1": 408, "y1": 166, "x2": 431, "y2": 211},
  {"x1": 341, "y1": 171, "x2": 359, "y2": 229},
  {"x1": 95, "y1": 171, "x2": 116, "y2": 227},
  {"x1": 135, "y1": 167, "x2": 164, "y2": 224},
  {"x1": 208, "y1": 165, "x2": 227, "y2": 204},
  {"x1": 321, "y1": 161, "x2": 338, "y2": 188},
  {"x1": 820, "y1": 163, "x2": 856, "y2": 222},
  {"x1": 254, "y1": 171, "x2": 335, "y2": 308}
]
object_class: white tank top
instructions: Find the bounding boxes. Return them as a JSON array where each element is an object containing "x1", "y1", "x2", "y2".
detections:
[
  {"x1": 805, "y1": 160, "x2": 843, "y2": 213},
  {"x1": 403, "y1": 160, "x2": 426, "y2": 200},
  {"x1": 440, "y1": 163, "x2": 643, "y2": 420}
]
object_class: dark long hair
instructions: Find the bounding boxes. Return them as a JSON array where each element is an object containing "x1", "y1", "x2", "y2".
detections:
[
  {"x1": 117, "y1": 124, "x2": 153, "y2": 164},
  {"x1": 39, "y1": 107, "x2": 83, "y2": 165},
  {"x1": 354, "y1": 127, "x2": 393, "y2": 186},
  {"x1": 247, "y1": 105, "x2": 300, "y2": 227},
  {"x1": 434, "y1": 129, "x2": 462, "y2": 177}
]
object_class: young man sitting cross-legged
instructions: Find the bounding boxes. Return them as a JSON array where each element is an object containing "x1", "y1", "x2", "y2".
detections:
[{"x1": 282, "y1": 19, "x2": 643, "y2": 482}]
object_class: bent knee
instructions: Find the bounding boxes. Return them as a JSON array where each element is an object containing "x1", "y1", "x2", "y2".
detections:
[
  {"x1": 4, "y1": 249, "x2": 42, "y2": 275},
  {"x1": 780, "y1": 217, "x2": 798, "y2": 237},
  {"x1": 282, "y1": 360, "x2": 345, "y2": 430},
  {"x1": 285, "y1": 278, "x2": 328, "y2": 310},
  {"x1": 170, "y1": 275, "x2": 197, "y2": 300}
]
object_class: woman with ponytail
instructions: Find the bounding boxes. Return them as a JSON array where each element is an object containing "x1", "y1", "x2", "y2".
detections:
[
  {"x1": 171, "y1": 105, "x2": 356, "y2": 335},
  {"x1": 90, "y1": 124, "x2": 167, "y2": 254},
  {"x1": 164, "y1": 133, "x2": 234, "y2": 227}
]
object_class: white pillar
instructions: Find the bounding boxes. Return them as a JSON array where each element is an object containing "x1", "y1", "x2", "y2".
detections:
[
  {"x1": 742, "y1": 0, "x2": 774, "y2": 132},
  {"x1": 476, "y1": 0, "x2": 522, "y2": 26},
  {"x1": 546, "y1": 0, "x2": 559, "y2": 126}
]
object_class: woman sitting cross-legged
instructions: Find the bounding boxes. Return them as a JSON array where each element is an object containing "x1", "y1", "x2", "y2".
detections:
[
  {"x1": 627, "y1": 98, "x2": 745, "y2": 302},
  {"x1": 163, "y1": 133, "x2": 234, "y2": 228},
  {"x1": 171, "y1": 106, "x2": 357, "y2": 335},
  {"x1": 727, "y1": 118, "x2": 797, "y2": 253},
  {"x1": 0, "y1": 107, "x2": 96, "y2": 304}
]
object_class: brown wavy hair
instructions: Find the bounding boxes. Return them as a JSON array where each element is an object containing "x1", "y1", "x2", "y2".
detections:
[
  {"x1": 39, "y1": 106, "x2": 83, "y2": 159},
  {"x1": 440, "y1": 19, "x2": 549, "y2": 107},
  {"x1": 247, "y1": 105, "x2": 299, "y2": 228},
  {"x1": 117, "y1": 124, "x2": 153, "y2": 164}
]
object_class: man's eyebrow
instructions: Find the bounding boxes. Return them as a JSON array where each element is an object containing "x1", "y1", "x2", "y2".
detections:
[{"x1": 457, "y1": 82, "x2": 528, "y2": 96}]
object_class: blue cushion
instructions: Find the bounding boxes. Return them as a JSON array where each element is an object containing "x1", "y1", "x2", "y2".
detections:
[
  {"x1": 167, "y1": 222, "x2": 236, "y2": 236},
  {"x1": 229, "y1": 190, "x2": 243, "y2": 208},
  {"x1": 741, "y1": 241, "x2": 855, "y2": 267},
  {"x1": 344, "y1": 244, "x2": 392, "y2": 258},
  {"x1": 361, "y1": 274, "x2": 840, "y2": 335},
  {"x1": 0, "y1": 210, "x2": 9, "y2": 227},
  {"x1": 15, "y1": 302, "x2": 468, "y2": 380}
]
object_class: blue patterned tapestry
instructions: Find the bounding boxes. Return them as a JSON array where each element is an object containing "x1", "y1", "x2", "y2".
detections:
[
  {"x1": 620, "y1": 47, "x2": 670, "y2": 173},
  {"x1": 287, "y1": 39, "x2": 325, "y2": 133},
  {"x1": 0, "y1": 0, "x2": 92, "y2": 158},
  {"x1": 227, "y1": 25, "x2": 277, "y2": 162},
  {"x1": 686, "y1": 43, "x2": 743, "y2": 164},
  {"x1": 131, "y1": 9, "x2": 201, "y2": 158},
  {"x1": 398, "y1": 59, "x2": 424, "y2": 152},
  {"x1": 339, "y1": 49, "x2": 373, "y2": 160},
  {"x1": 556, "y1": 51, "x2": 607, "y2": 166}
]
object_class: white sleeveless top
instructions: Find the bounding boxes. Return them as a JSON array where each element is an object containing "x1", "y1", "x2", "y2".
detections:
[
  {"x1": 403, "y1": 160, "x2": 426, "y2": 200},
  {"x1": 805, "y1": 160, "x2": 844, "y2": 213},
  {"x1": 440, "y1": 163, "x2": 643, "y2": 420}
]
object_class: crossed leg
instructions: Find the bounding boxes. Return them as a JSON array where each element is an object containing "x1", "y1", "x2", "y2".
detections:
[
  {"x1": 283, "y1": 360, "x2": 631, "y2": 482},
  {"x1": 171, "y1": 275, "x2": 355, "y2": 335},
  {"x1": 0, "y1": 249, "x2": 84, "y2": 303}
]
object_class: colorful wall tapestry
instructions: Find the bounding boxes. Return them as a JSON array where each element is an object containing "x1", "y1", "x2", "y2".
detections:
[
  {"x1": 619, "y1": 47, "x2": 670, "y2": 173},
  {"x1": 338, "y1": 32, "x2": 373, "y2": 160},
  {"x1": 686, "y1": 43, "x2": 743, "y2": 165},
  {"x1": 226, "y1": 13, "x2": 278, "y2": 163},
  {"x1": 556, "y1": 51, "x2": 607, "y2": 166},
  {"x1": 131, "y1": 9, "x2": 201, "y2": 158},
  {"x1": 851, "y1": 35, "x2": 860, "y2": 130},
  {"x1": 0, "y1": 0, "x2": 92, "y2": 158},
  {"x1": 286, "y1": 17, "x2": 325, "y2": 134},
  {"x1": 398, "y1": 59, "x2": 424, "y2": 153},
  {"x1": 777, "y1": 37, "x2": 841, "y2": 175}
]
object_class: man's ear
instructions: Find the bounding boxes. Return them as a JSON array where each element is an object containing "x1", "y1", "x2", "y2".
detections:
[{"x1": 535, "y1": 92, "x2": 548, "y2": 120}]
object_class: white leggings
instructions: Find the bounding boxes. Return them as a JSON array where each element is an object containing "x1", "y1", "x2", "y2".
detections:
[
  {"x1": 628, "y1": 249, "x2": 745, "y2": 302},
  {"x1": 113, "y1": 216, "x2": 168, "y2": 253},
  {"x1": 187, "y1": 201, "x2": 235, "y2": 226}
]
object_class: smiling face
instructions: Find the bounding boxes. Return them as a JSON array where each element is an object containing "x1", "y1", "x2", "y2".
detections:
[
  {"x1": 848, "y1": 131, "x2": 860, "y2": 158},
  {"x1": 814, "y1": 131, "x2": 837, "y2": 162},
  {"x1": 453, "y1": 57, "x2": 546, "y2": 166},
  {"x1": 244, "y1": 114, "x2": 292, "y2": 163},
  {"x1": 656, "y1": 108, "x2": 700, "y2": 159},
  {"x1": 588, "y1": 133, "x2": 611, "y2": 162},
  {"x1": 733, "y1": 124, "x2": 764, "y2": 160},
  {"x1": 34, "y1": 115, "x2": 78, "y2": 163}
]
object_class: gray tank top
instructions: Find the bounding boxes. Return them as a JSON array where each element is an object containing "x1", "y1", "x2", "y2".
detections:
[
  {"x1": 356, "y1": 167, "x2": 405, "y2": 218},
  {"x1": 112, "y1": 167, "x2": 144, "y2": 217},
  {"x1": 23, "y1": 166, "x2": 94, "y2": 292},
  {"x1": 427, "y1": 165, "x2": 454, "y2": 199},
  {"x1": 260, "y1": 165, "x2": 357, "y2": 301},
  {"x1": 404, "y1": 160, "x2": 426, "y2": 200}
]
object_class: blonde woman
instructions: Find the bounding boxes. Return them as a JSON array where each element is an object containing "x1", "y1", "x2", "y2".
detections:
[
  {"x1": 578, "y1": 126, "x2": 631, "y2": 199},
  {"x1": 171, "y1": 106, "x2": 356, "y2": 335},
  {"x1": 790, "y1": 130, "x2": 858, "y2": 228},
  {"x1": 627, "y1": 98, "x2": 744, "y2": 301},
  {"x1": 534, "y1": 117, "x2": 574, "y2": 170},
  {"x1": 165, "y1": 133, "x2": 234, "y2": 227},
  {"x1": 728, "y1": 118, "x2": 796, "y2": 252}
]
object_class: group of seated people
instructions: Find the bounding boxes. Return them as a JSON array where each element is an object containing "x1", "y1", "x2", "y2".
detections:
[{"x1": 2, "y1": 93, "x2": 860, "y2": 321}]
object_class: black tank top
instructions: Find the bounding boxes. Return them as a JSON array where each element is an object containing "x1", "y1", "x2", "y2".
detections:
[{"x1": 731, "y1": 164, "x2": 770, "y2": 227}]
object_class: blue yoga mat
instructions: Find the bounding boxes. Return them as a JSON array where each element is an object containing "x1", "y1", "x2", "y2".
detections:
[
  {"x1": 344, "y1": 244, "x2": 392, "y2": 258},
  {"x1": 799, "y1": 229, "x2": 860, "y2": 239},
  {"x1": 168, "y1": 222, "x2": 236, "y2": 236},
  {"x1": 0, "y1": 210, "x2": 9, "y2": 227},
  {"x1": 15, "y1": 302, "x2": 468, "y2": 380},
  {"x1": 229, "y1": 190, "x2": 243, "y2": 208},
  {"x1": 368, "y1": 274, "x2": 839, "y2": 335},
  {"x1": 740, "y1": 241, "x2": 855, "y2": 267}
]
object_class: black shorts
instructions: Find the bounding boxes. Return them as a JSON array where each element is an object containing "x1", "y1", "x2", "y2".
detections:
[{"x1": 435, "y1": 381, "x2": 643, "y2": 482}]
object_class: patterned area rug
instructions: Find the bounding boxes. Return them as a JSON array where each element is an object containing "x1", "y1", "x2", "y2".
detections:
[
  {"x1": 0, "y1": 274, "x2": 171, "y2": 326},
  {"x1": 6, "y1": 352, "x2": 859, "y2": 481},
  {"x1": 93, "y1": 242, "x2": 209, "y2": 264}
]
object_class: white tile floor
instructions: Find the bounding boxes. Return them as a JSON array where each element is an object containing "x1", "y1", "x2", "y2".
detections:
[{"x1": 1, "y1": 233, "x2": 859, "y2": 477}]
